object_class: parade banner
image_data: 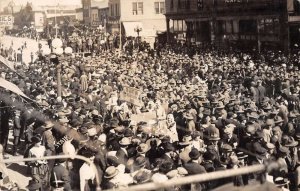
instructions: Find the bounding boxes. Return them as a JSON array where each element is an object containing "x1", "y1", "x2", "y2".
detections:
[
  {"x1": 131, "y1": 112, "x2": 157, "y2": 123},
  {"x1": 0, "y1": 78, "x2": 31, "y2": 100},
  {"x1": 0, "y1": 55, "x2": 15, "y2": 72},
  {"x1": 131, "y1": 112, "x2": 169, "y2": 136},
  {"x1": 119, "y1": 86, "x2": 143, "y2": 106}
]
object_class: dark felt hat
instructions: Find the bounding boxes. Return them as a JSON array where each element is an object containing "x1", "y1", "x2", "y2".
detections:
[
  {"x1": 31, "y1": 134, "x2": 42, "y2": 143},
  {"x1": 27, "y1": 180, "x2": 41, "y2": 190},
  {"x1": 159, "y1": 161, "x2": 173, "y2": 174},
  {"x1": 163, "y1": 142, "x2": 175, "y2": 152},
  {"x1": 189, "y1": 148, "x2": 201, "y2": 160}
]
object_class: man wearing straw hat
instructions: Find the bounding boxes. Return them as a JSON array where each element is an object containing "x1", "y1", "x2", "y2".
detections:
[{"x1": 41, "y1": 121, "x2": 56, "y2": 172}]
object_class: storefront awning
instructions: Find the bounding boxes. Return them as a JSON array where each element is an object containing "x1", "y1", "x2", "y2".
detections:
[{"x1": 122, "y1": 22, "x2": 143, "y2": 37}]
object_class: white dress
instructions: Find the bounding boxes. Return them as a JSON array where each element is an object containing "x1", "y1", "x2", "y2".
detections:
[{"x1": 166, "y1": 122, "x2": 179, "y2": 143}]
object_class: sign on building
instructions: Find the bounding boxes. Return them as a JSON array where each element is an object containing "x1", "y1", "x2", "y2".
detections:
[{"x1": 0, "y1": 15, "x2": 14, "y2": 27}]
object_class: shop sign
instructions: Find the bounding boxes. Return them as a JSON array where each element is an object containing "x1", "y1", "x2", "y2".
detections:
[
  {"x1": 0, "y1": 15, "x2": 14, "y2": 26},
  {"x1": 91, "y1": 21, "x2": 102, "y2": 26}
]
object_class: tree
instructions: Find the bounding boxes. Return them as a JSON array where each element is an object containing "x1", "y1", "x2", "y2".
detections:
[{"x1": 13, "y1": 2, "x2": 34, "y2": 29}]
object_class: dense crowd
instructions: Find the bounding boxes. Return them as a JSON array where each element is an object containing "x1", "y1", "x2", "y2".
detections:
[{"x1": 0, "y1": 35, "x2": 300, "y2": 191}]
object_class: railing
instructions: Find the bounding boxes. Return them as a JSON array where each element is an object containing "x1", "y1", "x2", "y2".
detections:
[
  {"x1": 0, "y1": 154, "x2": 101, "y2": 191},
  {"x1": 104, "y1": 160, "x2": 286, "y2": 191},
  {"x1": 0, "y1": 154, "x2": 286, "y2": 191}
]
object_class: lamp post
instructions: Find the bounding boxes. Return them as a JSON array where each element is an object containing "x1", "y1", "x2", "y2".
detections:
[
  {"x1": 134, "y1": 25, "x2": 142, "y2": 37},
  {"x1": 134, "y1": 25, "x2": 142, "y2": 50},
  {"x1": 48, "y1": 38, "x2": 73, "y2": 100}
]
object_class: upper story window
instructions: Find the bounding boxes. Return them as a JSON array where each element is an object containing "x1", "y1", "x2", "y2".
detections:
[
  {"x1": 110, "y1": 4, "x2": 114, "y2": 16},
  {"x1": 115, "y1": 4, "x2": 119, "y2": 16},
  {"x1": 133, "y1": 2, "x2": 143, "y2": 15},
  {"x1": 154, "y1": 2, "x2": 165, "y2": 14}
]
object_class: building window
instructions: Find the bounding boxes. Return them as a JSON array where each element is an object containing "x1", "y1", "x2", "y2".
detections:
[
  {"x1": 225, "y1": 21, "x2": 233, "y2": 34},
  {"x1": 171, "y1": 0, "x2": 174, "y2": 9},
  {"x1": 154, "y1": 2, "x2": 165, "y2": 14},
  {"x1": 155, "y1": 2, "x2": 159, "y2": 14},
  {"x1": 178, "y1": 0, "x2": 181, "y2": 8},
  {"x1": 132, "y1": 3, "x2": 137, "y2": 15},
  {"x1": 160, "y1": 2, "x2": 165, "y2": 13},
  {"x1": 138, "y1": 2, "x2": 143, "y2": 14},
  {"x1": 93, "y1": 13, "x2": 98, "y2": 21},
  {"x1": 83, "y1": 10, "x2": 89, "y2": 17},
  {"x1": 233, "y1": 20, "x2": 239, "y2": 33},
  {"x1": 170, "y1": 19, "x2": 174, "y2": 32},
  {"x1": 259, "y1": 18, "x2": 280, "y2": 35},
  {"x1": 239, "y1": 20, "x2": 257, "y2": 34},
  {"x1": 173, "y1": 20, "x2": 186, "y2": 32},
  {"x1": 115, "y1": 4, "x2": 117, "y2": 16},
  {"x1": 116, "y1": 4, "x2": 119, "y2": 16},
  {"x1": 110, "y1": 4, "x2": 114, "y2": 16},
  {"x1": 197, "y1": 0, "x2": 203, "y2": 10},
  {"x1": 133, "y1": 2, "x2": 143, "y2": 15},
  {"x1": 186, "y1": 0, "x2": 190, "y2": 9}
]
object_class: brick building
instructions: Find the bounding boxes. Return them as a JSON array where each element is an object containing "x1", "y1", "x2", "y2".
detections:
[{"x1": 165, "y1": 0, "x2": 300, "y2": 52}]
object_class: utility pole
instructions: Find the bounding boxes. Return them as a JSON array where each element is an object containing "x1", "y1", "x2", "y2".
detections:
[
  {"x1": 55, "y1": 4, "x2": 58, "y2": 38},
  {"x1": 8, "y1": 0, "x2": 15, "y2": 14},
  {"x1": 119, "y1": 2, "x2": 122, "y2": 56}
]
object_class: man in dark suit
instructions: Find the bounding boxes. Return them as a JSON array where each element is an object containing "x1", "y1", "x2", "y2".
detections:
[
  {"x1": 13, "y1": 110, "x2": 21, "y2": 156},
  {"x1": 116, "y1": 137, "x2": 130, "y2": 165},
  {"x1": 50, "y1": 157, "x2": 71, "y2": 191},
  {"x1": 160, "y1": 142, "x2": 176, "y2": 164},
  {"x1": 184, "y1": 148, "x2": 206, "y2": 175},
  {"x1": 184, "y1": 148, "x2": 206, "y2": 190},
  {"x1": 0, "y1": 101, "x2": 10, "y2": 152},
  {"x1": 257, "y1": 80, "x2": 266, "y2": 106}
]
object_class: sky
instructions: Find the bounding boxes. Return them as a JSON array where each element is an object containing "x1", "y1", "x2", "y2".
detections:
[{"x1": 1, "y1": 0, "x2": 82, "y2": 7}]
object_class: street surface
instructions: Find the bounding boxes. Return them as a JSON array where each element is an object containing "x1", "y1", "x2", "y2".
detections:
[{"x1": 0, "y1": 35, "x2": 48, "y2": 64}]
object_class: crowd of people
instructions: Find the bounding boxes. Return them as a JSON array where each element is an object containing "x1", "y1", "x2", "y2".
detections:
[{"x1": 0, "y1": 34, "x2": 299, "y2": 191}]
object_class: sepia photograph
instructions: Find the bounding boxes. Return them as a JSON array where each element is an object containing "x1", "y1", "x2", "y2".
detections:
[{"x1": 0, "y1": 0, "x2": 299, "y2": 190}]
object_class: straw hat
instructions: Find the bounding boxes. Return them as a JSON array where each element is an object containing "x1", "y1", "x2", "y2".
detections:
[
  {"x1": 104, "y1": 166, "x2": 119, "y2": 179},
  {"x1": 87, "y1": 127, "x2": 97, "y2": 137},
  {"x1": 274, "y1": 177, "x2": 290, "y2": 187},
  {"x1": 136, "y1": 143, "x2": 150, "y2": 154},
  {"x1": 119, "y1": 137, "x2": 131, "y2": 146},
  {"x1": 43, "y1": 121, "x2": 54, "y2": 129}
]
